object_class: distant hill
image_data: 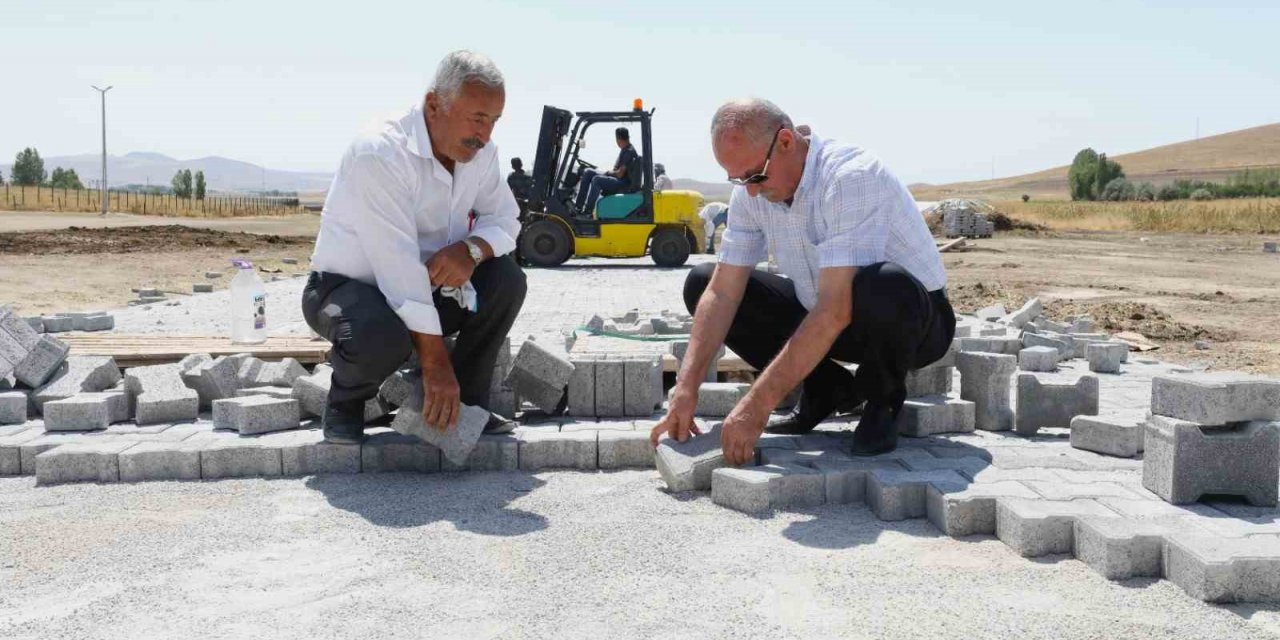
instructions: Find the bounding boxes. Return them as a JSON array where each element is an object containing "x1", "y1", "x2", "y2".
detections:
[
  {"x1": 913, "y1": 122, "x2": 1280, "y2": 201},
  {"x1": 671, "y1": 178, "x2": 732, "y2": 203},
  {"x1": 0, "y1": 151, "x2": 333, "y2": 193}
]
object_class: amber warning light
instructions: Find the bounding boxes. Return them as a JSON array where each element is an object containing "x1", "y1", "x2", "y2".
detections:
[{"x1": 633, "y1": 98, "x2": 644, "y2": 111}]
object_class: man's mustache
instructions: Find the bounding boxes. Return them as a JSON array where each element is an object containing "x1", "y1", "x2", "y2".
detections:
[{"x1": 462, "y1": 137, "x2": 484, "y2": 150}]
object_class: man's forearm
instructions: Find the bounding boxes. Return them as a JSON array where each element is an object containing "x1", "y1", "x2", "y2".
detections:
[
  {"x1": 413, "y1": 331, "x2": 452, "y2": 370},
  {"x1": 677, "y1": 287, "x2": 739, "y2": 391},
  {"x1": 743, "y1": 308, "x2": 848, "y2": 411}
]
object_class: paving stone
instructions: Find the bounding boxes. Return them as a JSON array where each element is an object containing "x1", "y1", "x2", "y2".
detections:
[
  {"x1": 181, "y1": 356, "x2": 240, "y2": 408},
  {"x1": 40, "y1": 315, "x2": 74, "y2": 333},
  {"x1": 69, "y1": 313, "x2": 114, "y2": 332},
  {"x1": 389, "y1": 378, "x2": 489, "y2": 466},
  {"x1": 1150, "y1": 375, "x2": 1280, "y2": 424},
  {"x1": 956, "y1": 336, "x2": 1023, "y2": 356},
  {"x1": 292, "y1": 366, "x2": 389, "y2": 422},
  {"x1": 1022, "y1": 332, "x2": 1071, "y2": 359},
  {"x1": 711, "y1": 463, "x2": 825, "y2": 515},
  {"x1": 504, "y1": 339, "x2": 574, "y2": 414},
  {"x1": 212, "y1": 396, "x2": 301, "y2": 435},
  {"x1": 35, "y1": 441, "x2": 135, "y2": 485},
  {"x1": 593, "y1": 357, "x2": 625, "y2": 418},
  {"x1": 1142, "y1": 415, "x2": 1279, "y2": 507},
  {"x1": 999, "y1": 298, "x2": 1042, "y2": 329},
  {"x1": 1018, "y1": 346, "x2": 1058, "y2": 372},
  {"x1": 0, "y1": 391, "x2": 27, "y2": 425},
  {"x1": 687, "y1": 382, "x2": 750, "y2": 418},
  {"x1": 378, "y1": 367, "x2": 415, "y2": 407},
  {"x1": 995, "y1": 498, "x2": 1119, "y2": 557},
  {"x1": 13, "y1": 335, "x2": 70, "y2": 388},
  {"x1": 1068, "y1": 317, "x2": 1095, "y2": 334},
  {"x1": 1087, "y1": 342, "x2": 1127, "y2": 374},
  {"x1": 198, "y1": 439, "x2": 283, "y2": 478},
  {"x1": 32, "y1": 356, "x2": 122, "y2": 411},
  {"x1": 904, "y1": 365, "x2": 953, "y2": 397},
  {"x1": 926, "y1": 480, "x2": 1040, "y2": 536},
  {"x1": 248, "y1": 358, "x2": 308, "y2": 387},
  {"x1": 957, "y1": 352, "x2": 1016, "y2": 431},
  {"x1": 280, "y1": 431, "x2": 362, "y2": 475},
  {"x1": 235, "y1": 357, "x2": 265, "y2": 387},
  {"x1": 440, "y1": 434, "x2": 519, "y2": 472},
  {"x1": 1070, "y1": 415, "x2": 1144, "y2": 458},
  {"x1": 1023, "y1": 480, "x2": 1145, "y2": 501},
  {"x1": 517, "y1": 430, "x2": 597, "y2": 471},
  {"x1": 655, "y1": 424, "x2": 725, "y2": 492},
  {"x1": 42, "y1": 393, "x2": 128, "y2": 431},
  {"x1": 360, "y1": 429, "x2": 441, "y2": 473},
  {"x1": 597, "y1": 430, "x2": 654, "y2": 469},
  {"x1": 903, "y1": 455, "x2": 990, "y2": 476},
  {"x1": 1014, "y1": 373, "x2": 1099, "y2": 435},
  {"x1": 118, "y1": 441, "x2": 203, "y2": 482},
  {"x1": 669, "y1": 341, "x2": 724, "y2": 383},
  {"x1": 1164, "y1": 532, "x2": 1280, "y2": 603},
  {"x1": 975, "y1": 304, "x2": 1005, "y2": 322},
  {"x1": 866, "y1": 468, "x2": 968, "y2": 521},
  {"x1": 234, "y1": 386, "x2": 294, "y2": 400},
  {"x1": 567, "y1": 355, "x2": 596, "y2": 417},
  {"x1": 1071, "y1": 516, "x2": 1176, "y2": 580},
  {"x1": 623, "y1": 355, "x2": 663, "y2": 417},
  {"x1": 895, "y1": 394, "x2": 974, "y2": 437},
  {"x1": 125, "y1": 364, "x2": 199, "y2": 425},
  {"x1": 811, "y1": 457, "x2": 906, "y2": 504}
]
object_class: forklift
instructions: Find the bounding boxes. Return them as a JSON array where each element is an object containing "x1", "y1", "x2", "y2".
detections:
[{"x1": 516, "y1": 99, "x2": 705, "y2": 268}]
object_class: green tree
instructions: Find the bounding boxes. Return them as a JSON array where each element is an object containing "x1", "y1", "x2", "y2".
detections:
[
  {"x1": 194, "y1": 170, "x2": 206, "y2": 200},
  {"x1": 1101, "y1": 177, "x2": 1135, "y2": 201},
  {"x1": 1067, "y1": 148, "x2": 1099, "y2": 201},
  {"x1": 1092, "y1": 153, "x2": 1125, "y2": 199},
  {"x1": 11, "y1": 147, "x2": 47, "y2": 186},
  {"x1": 182, "y1": 169, "x2": 193, "y2": 199},
  {"x1": 171, "y1": 169, "x2": 195, "y2": 198},
  {"x1": 0, "y1": 168, "x2": 5, "y2": 185},
  {"x1": 49, "y1": 167, "x2": 84, "y2": 190}
]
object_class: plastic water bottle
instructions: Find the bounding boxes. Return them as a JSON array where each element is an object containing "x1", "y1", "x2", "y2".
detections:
[{"x1": 230, "y1": 259, "x2": 267, "y2": 344}]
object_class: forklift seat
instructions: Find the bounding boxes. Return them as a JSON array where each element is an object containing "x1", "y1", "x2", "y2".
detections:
[{"x1": 596, "y1": 193, "x2": 644, "y2": 220}]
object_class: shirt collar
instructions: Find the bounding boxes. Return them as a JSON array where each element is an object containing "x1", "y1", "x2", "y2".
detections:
[
  {"x1": 795, "y1": 133, "x2": 825, "y2": 198},
  {"x1": 407, "y1": 104, "x2": 435, "y2": 160}
]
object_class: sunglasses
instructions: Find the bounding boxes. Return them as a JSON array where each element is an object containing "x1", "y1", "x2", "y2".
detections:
[{"x1": 728, "y1": 125, "x2": 784, "y2": 186}]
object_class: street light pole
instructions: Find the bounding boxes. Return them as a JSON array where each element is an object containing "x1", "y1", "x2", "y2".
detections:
[{"x1": 91, "y1": 85, "x2": 113, "y2": 215}]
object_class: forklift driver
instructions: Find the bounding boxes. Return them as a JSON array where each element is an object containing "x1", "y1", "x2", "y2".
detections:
[{"x1": 574, "y1": 127, "x2": 640, "y2": 216}]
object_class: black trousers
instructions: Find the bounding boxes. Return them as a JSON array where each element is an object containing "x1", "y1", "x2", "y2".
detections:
[
  {"x1": 684, "y1": 262, "x2": 956, "y2": 411},
  {"x1": 301, "y1": 255, "x2": 527, "y2": 410}
]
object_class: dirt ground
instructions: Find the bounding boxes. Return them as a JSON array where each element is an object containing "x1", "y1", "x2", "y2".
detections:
[{"x1": 3, "y1": 211, "x2": 1278, "y2": 375}]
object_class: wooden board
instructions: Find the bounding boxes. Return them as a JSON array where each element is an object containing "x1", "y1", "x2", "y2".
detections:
[{"x1": 58, "y1": 334, "x2": 331, "y2": 368}]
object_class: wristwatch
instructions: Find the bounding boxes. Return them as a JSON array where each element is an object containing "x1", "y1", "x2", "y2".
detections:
[{"x1": 463, "y1": 238, "x2": 484, "y2": 265}]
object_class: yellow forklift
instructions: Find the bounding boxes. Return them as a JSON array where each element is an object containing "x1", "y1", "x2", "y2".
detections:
[{"x1": 516, "y1": 99, "x2": 705, "y2": 267}]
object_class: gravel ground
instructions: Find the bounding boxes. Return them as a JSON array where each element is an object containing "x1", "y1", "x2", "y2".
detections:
[{"x1": 2, "y1": 471, "x2": 1278, "y2": 639}]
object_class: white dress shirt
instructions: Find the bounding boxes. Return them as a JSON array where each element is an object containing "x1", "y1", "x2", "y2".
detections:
[
  {"x1": 311, "y1": 104, "x2": 521, "y2": 336},
  {"x1": 654, "y1": 174, "x2": 673, "y2": 191},
  {"x1": 718, "y1": 133, "x2": 946, "y2": 310}
]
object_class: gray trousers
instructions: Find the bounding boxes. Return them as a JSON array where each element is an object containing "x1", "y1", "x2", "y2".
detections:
[{"x1": 301, "y1": 255, "x2": 527, "y2": 409}]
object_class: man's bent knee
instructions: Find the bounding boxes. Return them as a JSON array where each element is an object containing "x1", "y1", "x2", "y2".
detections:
[
  {"x1": 336, "y1": 310, "x2": 412, "y2": 374},
  {"x1": 683, "y1": 262, "x2": 716, "y2": 313}
]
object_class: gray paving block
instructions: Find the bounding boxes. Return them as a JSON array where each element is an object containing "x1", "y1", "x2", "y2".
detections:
[
  {"x1": 281, "y1": 433, "x2": 361, "y2": 475},
  {"x1": 866, "y1": 468, "x2": 968, "y2": 521},
  {"x1": 517, "y1": 430, "x2": 597, "y2": 471},
  {"x1": 292, "y1": 366, "x2": 388, "y2": 422},
  {"x1": 504, "y1": 339, "x2": 574, "y2": 413},
  {"x1": 597, "y1": 430, "x2": 654, "y2": 469},
  {"x1": 125, "y1": 364, "x2": 200, "y2": 425},
  {"x1": 1018, "y1": 346, "x2": 1058, "y2": 372},
  {"x1": 1069, "y1": 334, "x2": 1113, "y2": 359},
  {"x1": 567, "y1": 355, "x2": 596, "y2": 417},
  {"x1": 198, "y1": 440, "x2": 283, "y2": 478},
  {"x1": 1142, "y1": 416, "x2": 1279, "y2": 507},
  {"x1": 957, "y1": 352, "x2": 1016, "y2": 431},
  {"x1": 811, "y1": 457, "x2": 905, "y2": 505},
  {"x1": 212, "y1": 396, "x2": 301, "y2": 435},
  {"x1": 1023, "y1": 331, "x2": 1072, "y2": 359},
  {"x1": 711, "y1": 463, "x2": 825, "y2": 515},
  {"x1": 999, "y1": 298, "x2": 1042, "y2": 329},
  {"x1": 995, "y1": 498, "x2": 1119, "y2": 557},
  {"x1": 488, "y1": 383, "x2": 517, "y2": 420},
  {"x1": 236, "y1": 357, "x2": 265, "y2": 387},
  {"x1": 180, "y1": 354, "x2": 213, "y2": 376},
  {"x1": 24, "y1": 316, "x2": 43, "y2": 333},
  {"x1": 234, "y1": 386, "x2": 294, "y2": 400},
  {"x1": 1015, "y1": 373, "x2": 1099, "y2": 435},
  {"x1": 688, "y1": 382, "x2": 750, "y2": 418},
  {"x1": 1023, "y1": 480, "x2": 1145, "y2": 501},
  {"x1": 41, "y1": 315, "x2": 74, "y2": 333},
  {"x1": 193, "y1": 283, "x2": 214, "y2": 293},
  {"x1": 1070, "y1": 415, "x2": 1144, "y2": 458},
  {"x1": 623, "y1": 355, "x2": 663, "y2": 417},
  {"x1": 956, "y1": 336, "x2": 1023, "y2": 355},
  {"x1": 360, "y1": 429, "x2": 441, "y2": 473},
  {"x1": 69, "y1": 313, "x2": 113, "y2": 332},
  {"x1": 1150, "y1": 375, "x2": 1280, "y2": 424},
  {"x1": 1068, "y1": 317, "x2": 1095, "y2": 334},
  {"x1": 905, "y1": 365, "x2": 953, "y2": 397},
  {"x1": 903, "y1": 455, "x2": 990, "y2": 476},
  {"x1": 1072, "y1": 516, "x2": 1177, "y2": 581},
  {"x1": 1087, "y1": 342, "x2": 1127, "y2": 374},
  {"x1": 13, "y1": 335, "x2": 70, "y2": 388},
  {"x1": 35, "y1": 441, "x2": 135, "y2": 485},
  {"x1": 895, "y1": 395, "x2": 975, "y2": 437},
  {"x1": 43, "y1": 393, "x2": 118, "y2": 431},
  {"x1": 655, "y1": 424, "x2": 725, "y2": 492},
  {"x1": 926, "y1": 480, "x2": 1039, "y2": 536},
  {"x1": 440, "y1": 434, "x2": 519, "y2": 472},
  {"x1": 118, "y1": 441, "x2": 203, "y2": 482},
  {"x1": 181, "y1": 356, "x2": 240, "y2": 408},
  {"x1": 1164, "y1": 532, "x2": 1280, "y2": 603},
  {"x1": 389, "y1": 379, "x2": 489, "y2": 466},
  {"x1": 249, "y1": 358, "x2": 308, "y2": 387},
  {"x1": 33, "y1": 356, "x2": 122, "y2": 411},
  {"x1": 593, "y1": 357, "x2": 625, "y2": 418},
  {"x1": 378, "y1": 367, "x2": 415, "y2": 407},
  {"x1": 0, "y1": 391, "x2": 27, "y2": 425}
]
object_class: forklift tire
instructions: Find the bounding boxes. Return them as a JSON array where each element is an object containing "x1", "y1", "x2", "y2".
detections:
[
  {"x1": 520, "y1": 219, "x2": 573, "y2": 267},
  {"x1": 650, "y1": 228, "x2": 691, "y2": 267}
]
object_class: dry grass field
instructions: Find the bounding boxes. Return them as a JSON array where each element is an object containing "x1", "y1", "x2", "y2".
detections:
[
  {"x1": 0, "y1": 184, "x2": 298, "y2": 218},
  {"x1": 991, "y1": 197, "x2": 1280, "y2": 233}
]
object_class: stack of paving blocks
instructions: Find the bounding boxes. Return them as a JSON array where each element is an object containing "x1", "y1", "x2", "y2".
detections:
[
  {"x1": 566, "y1": 352, "x2": 662, "y2": 418},
  {"x1": 669, "y1": 341, "x2": 725, "y2": 383},
  {"x1": 942, "y1": 208, "x2": 994, "y2": 238},
  {"x1": 1142, "y1": 375, "x2": 1280, "y2": 507},
  {"x1": 897, "y1": 345, "x2": 974, "y2": 437},
  {"x1": 956, "y1": 352, "x2": 1016, "y2": 431}
]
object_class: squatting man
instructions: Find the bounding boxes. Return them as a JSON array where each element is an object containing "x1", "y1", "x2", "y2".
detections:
[
  {"x1": 651, "y1": 99, "x2": 955, "y2": 463},
  {"x1": 303, "y1": 51, "x2": 525, "y2": 443}
]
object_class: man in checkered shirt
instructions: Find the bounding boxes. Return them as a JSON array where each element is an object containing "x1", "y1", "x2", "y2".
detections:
[{"x1": 650, "y1": 98, "x2": 955, "y2": 462}]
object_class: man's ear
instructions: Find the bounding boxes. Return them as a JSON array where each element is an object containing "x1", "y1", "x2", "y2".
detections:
[{"x1": 424, "y1": 91, "x2": 441, "y2": 119}]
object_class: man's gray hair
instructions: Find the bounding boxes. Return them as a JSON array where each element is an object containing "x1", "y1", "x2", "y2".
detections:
[
  {"x1": 710, "y1": 98, "x2": 794, "y2": 147},
  {"x1": 429, "y1": 50, "x2": 504, "y2": 108}
]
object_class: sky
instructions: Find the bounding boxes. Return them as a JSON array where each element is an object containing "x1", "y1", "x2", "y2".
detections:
[{"x1": 2, "y1": 0, "x2": 1278, "y2": 186}]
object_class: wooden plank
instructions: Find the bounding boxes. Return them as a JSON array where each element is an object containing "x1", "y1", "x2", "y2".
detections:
[
  {"x1": 58, "y1": 334, "x2": 330, "y2": 368},
  {"x1": 937, "y1": 237, "x2": 967, "y2": 253}
]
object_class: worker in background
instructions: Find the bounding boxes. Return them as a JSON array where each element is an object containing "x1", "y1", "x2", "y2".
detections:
[
  {"x1": 574, "y1": 127, "x2": 639, "y2": 215},
  {"x1": 651, "y1": 98, "x2": 955, "y2": 461},
  {"x1": 304, "y1": 50, "x2": 526, "y2": 444},
  {"x1": 654, "y1": 163, "x2": 673, "y2": 191},
  {"x1": 507, "y1": 157, "x2": 533, "y2": 214},
  {"x1": 697, "y1": 201, "x2": 728, "y2": 254}
]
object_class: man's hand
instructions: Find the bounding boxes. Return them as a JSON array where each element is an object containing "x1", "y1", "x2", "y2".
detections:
[
  {"x1": 719, "y1": 396, "x2": 769, "y2": 466},
  {"x1": 415, "y1": 335, "x2": 461, "y2": 432},
  {"x1": 649, "y1": 384, "x2": 702, "y2": 447},
  {"x1": 426, "y1": 242, "x2": 476, "y2": 288}
]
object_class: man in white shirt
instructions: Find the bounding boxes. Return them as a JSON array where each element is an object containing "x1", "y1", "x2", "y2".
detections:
[
  {"x1": 304, "y1": 51, "x2": 525, "y2": 444},
  {"x1": 696, "y1": 201, "x2": 728, "y2": 254},
  {"x1": 651, "y1": 98, "x2": 955, "y2": 460},
  {"x1": 654, "y1": 163, "x2": 673, "y2": 191}
]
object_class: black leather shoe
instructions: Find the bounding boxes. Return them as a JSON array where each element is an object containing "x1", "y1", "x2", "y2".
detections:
[
  {"x1": 483, "y1": 413, "x2": 517, "y2": 434},
  {"x1": 850, "y1": 402, "x2": 900, "y2": 457},
  {"x1": 322, "y1": 399, "x2": 367, "y2": 444},
  {"x1": 764, "y1": 385, "x2": 865, "y2": 435}
]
